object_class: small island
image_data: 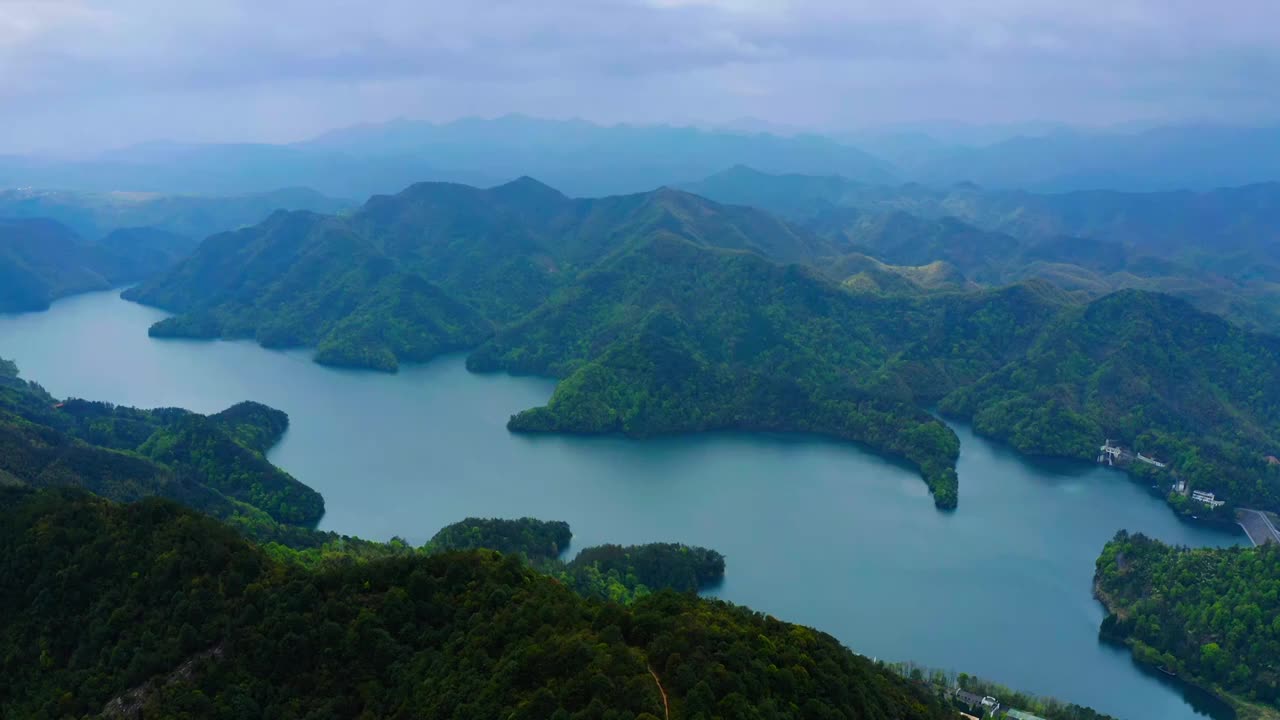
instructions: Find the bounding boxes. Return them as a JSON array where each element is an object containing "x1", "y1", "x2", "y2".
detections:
[{"x1": 426, "y1": 517, "x2": 727, "y2": 604}]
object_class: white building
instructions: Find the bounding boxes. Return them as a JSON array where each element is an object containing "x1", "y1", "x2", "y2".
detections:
[{"x1": 1191, "y1": 490, "x2": 1225, "y2": 509}]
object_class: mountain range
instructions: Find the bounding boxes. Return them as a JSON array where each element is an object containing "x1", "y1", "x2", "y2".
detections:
[
  {"x1": 0, "y1": 189, "x2": 351, "y2": 313},
  {"x1": 686, "y1": 166, "x2": 1280, "y2": 335},
  {"x1": 124, "y1": 178, "x2": 835, "y2": 371},
  {"x1": 0, "y1": 218, "x2": 197, "y2": 313},
  {"x1": 5, "y1": 114, "x2": 1280, "y2": 720},
  {"x1": 6, "y1": 116, "x2": 1279, "y2": 198},
  {"x1": 0, "y1": 186, "x2": 349, "y2": 241},
  {"x1": 123, "y1": 176, "x2": 1280, "y2": 515}
]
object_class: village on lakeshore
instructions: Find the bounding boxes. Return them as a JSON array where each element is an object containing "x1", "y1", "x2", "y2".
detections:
[{"x1": 1099, "y1": 440, "x2": 1280, "y2": 546}]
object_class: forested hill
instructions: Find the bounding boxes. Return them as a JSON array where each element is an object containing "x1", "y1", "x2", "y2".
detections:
[
  {"x1": 469, "y1": 234, "x2": 1058, "y2": 509},
  {"x1": 0, "y1": 488, "x2": 951, "y2": 720},
  {"x1": 477, "y1": 249, "x2": 1280, "y2": 513},
  {"x1": 0, "y1": 218, "x2": 190, "y2": 313},
  {"x1": 1095, "y1": 531, "x2": 1280, "y2": 714},
  {"x1": 0, "y1": 218, "x2": 113, "y2": 312},
  {"x1": 118, "y1": 176, "x2": 1280, "y2": 512},
  {"x1": 0, "y1": 357, "x2": 322, "y2": 534},
  {"x1": 942, "y1": 290, "x2": 1280, "y2": 513},
  {"x1": 685, "y1": 166, "x2": 1280, "y2": 335},
  {"x1": 123, "y1": 178, "x2": 835, "y2": 371},
  {"x1": 0, "y1": 187, "x2": 356, "y2": 313}
]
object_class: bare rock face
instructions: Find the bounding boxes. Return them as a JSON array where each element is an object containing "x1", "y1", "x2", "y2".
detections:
[{"x1": 101, "y1": 644, "x2": 225, "y2": 719}]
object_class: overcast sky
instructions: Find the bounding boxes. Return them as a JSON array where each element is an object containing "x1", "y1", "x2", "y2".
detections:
[{"x1": 1, "y1": 0, "x2": 1277, "y2": 152}]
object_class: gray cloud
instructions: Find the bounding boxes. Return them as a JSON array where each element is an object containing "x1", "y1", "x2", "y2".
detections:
[{"x1": 1, "y1": 0, "x2": 1277, "y2": 151}]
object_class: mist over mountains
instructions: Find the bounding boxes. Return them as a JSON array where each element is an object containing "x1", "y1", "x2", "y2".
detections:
[{"x1": 4, "y1": 116, "x2": 1279, "y2": 199}]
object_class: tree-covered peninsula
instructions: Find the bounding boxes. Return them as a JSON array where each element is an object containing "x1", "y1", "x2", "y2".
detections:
[
  {"x1": 0, "y1": 358, "x2": 322, "y2": 531},
  {"x1": 1094, "y1": 531, "x2": 1280, "y2": 717}
]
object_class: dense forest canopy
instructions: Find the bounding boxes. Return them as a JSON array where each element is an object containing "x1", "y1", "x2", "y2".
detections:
[
  {"x1": 426, "y1": 517, "x2": 574, "y2": 560},
  {"x1": 941, "y1": 291, "x2": 1280, "y2": 514},
  {"x1": 0, "y1": 357, "x2": 322, "y2": 534},
  {"x1": 1095, "y1": 531, "x2": 1280, "y2": 712},
  {"x1": 424, "y1": 518, "x2": 727, "y2": 605},
  {"x1": 123, "y1": 179, "x2": 839, "y2": 372},
  {"x1": 561, "y1": 543, "x2": 726, "y2": 603},
  {"x1": 0, "y1": 488, "x2": 950, "y2": 720},
  {"x1": 477, "y1": 235, "x2": 1280, "y2": 512}
]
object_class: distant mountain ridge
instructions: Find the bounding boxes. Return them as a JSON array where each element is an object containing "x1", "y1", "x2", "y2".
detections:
[
  {"x1": 8, "y1": 117, "x2": 1279, "y2": 198},
  {"x1": 685, "y1": 165, "x2": 1280, "y2": 252},
  {"x1": 1, "y1": 116, "x2": 895, "y2": 198},
  {"x1": 906, "y1": 124, "x2": 1280, "y2": 191},
  {"x1": 0, "y1": 218, "x2": 196, "y2": 313},
  {"x1": 0, "y1": 186, "x2": 350, "y2": 241},
  {"x1": 685, "y1": 166, "x2": 1280, "y2": 334},
  {"x1": 301, "y1": 113, "x2": 897, "y2": 194},
  {"x1": 0, "y1": 187, "x2": 359, "y2": 314}
]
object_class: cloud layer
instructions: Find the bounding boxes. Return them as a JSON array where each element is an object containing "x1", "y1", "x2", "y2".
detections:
[{"x1": 1, "y1": 0, "x2": 1277, "y2": 151}]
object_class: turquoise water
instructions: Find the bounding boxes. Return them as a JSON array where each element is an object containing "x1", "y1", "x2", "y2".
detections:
[{"x1": 0, "y1": 290, "x2": 1244, "y2": 720}]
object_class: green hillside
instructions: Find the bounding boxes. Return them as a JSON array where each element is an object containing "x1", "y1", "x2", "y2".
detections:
[
  {"x1": 1096, "y1": 531, "x2": 1280, "y2": 715},
  {"x1": 472, "y1": 237, "x2": 1075, "y2": 509},
  {"x1": 0, "y1": 218, "x2": 205, "y2": 313},
  {"x1": 0, "y1": 358, "x2": 322, "y2": 532},
  {"x1": 125, "y1": 179, "x2": 837, "y2": 372},
  {"x1": 0, "y1": 187, "x2": 350, "y2": 314},
  {"x1": 0, "y1": 219, "x2": 119, "y2": 312},
  {"x1": 942, "y1": 291, "x2": 1280, "y2": 513},
  {"x1": 829, "y1": 254, "x2": 972, "y2": 296},
  {"x1": 0, "y1": 488, "x2": 951, "y2": 720},
  {"x1": 119, "y1": 177, "x2": 1280, "y2": 512}
]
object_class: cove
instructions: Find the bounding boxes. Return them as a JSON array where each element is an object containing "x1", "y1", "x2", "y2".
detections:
[{"x1": 0, "y1": 290, "x2": 1245, "y2": 720}]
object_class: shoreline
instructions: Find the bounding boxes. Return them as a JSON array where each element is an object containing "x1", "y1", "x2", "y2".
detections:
[{"x1": 1094, "y1": 581, "x2": 1279, "y2": 720}]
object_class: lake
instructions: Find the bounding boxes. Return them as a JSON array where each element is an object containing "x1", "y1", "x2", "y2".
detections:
[{"x1": 0, "y1": 290, "x2": 1245, "y2": 720}]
